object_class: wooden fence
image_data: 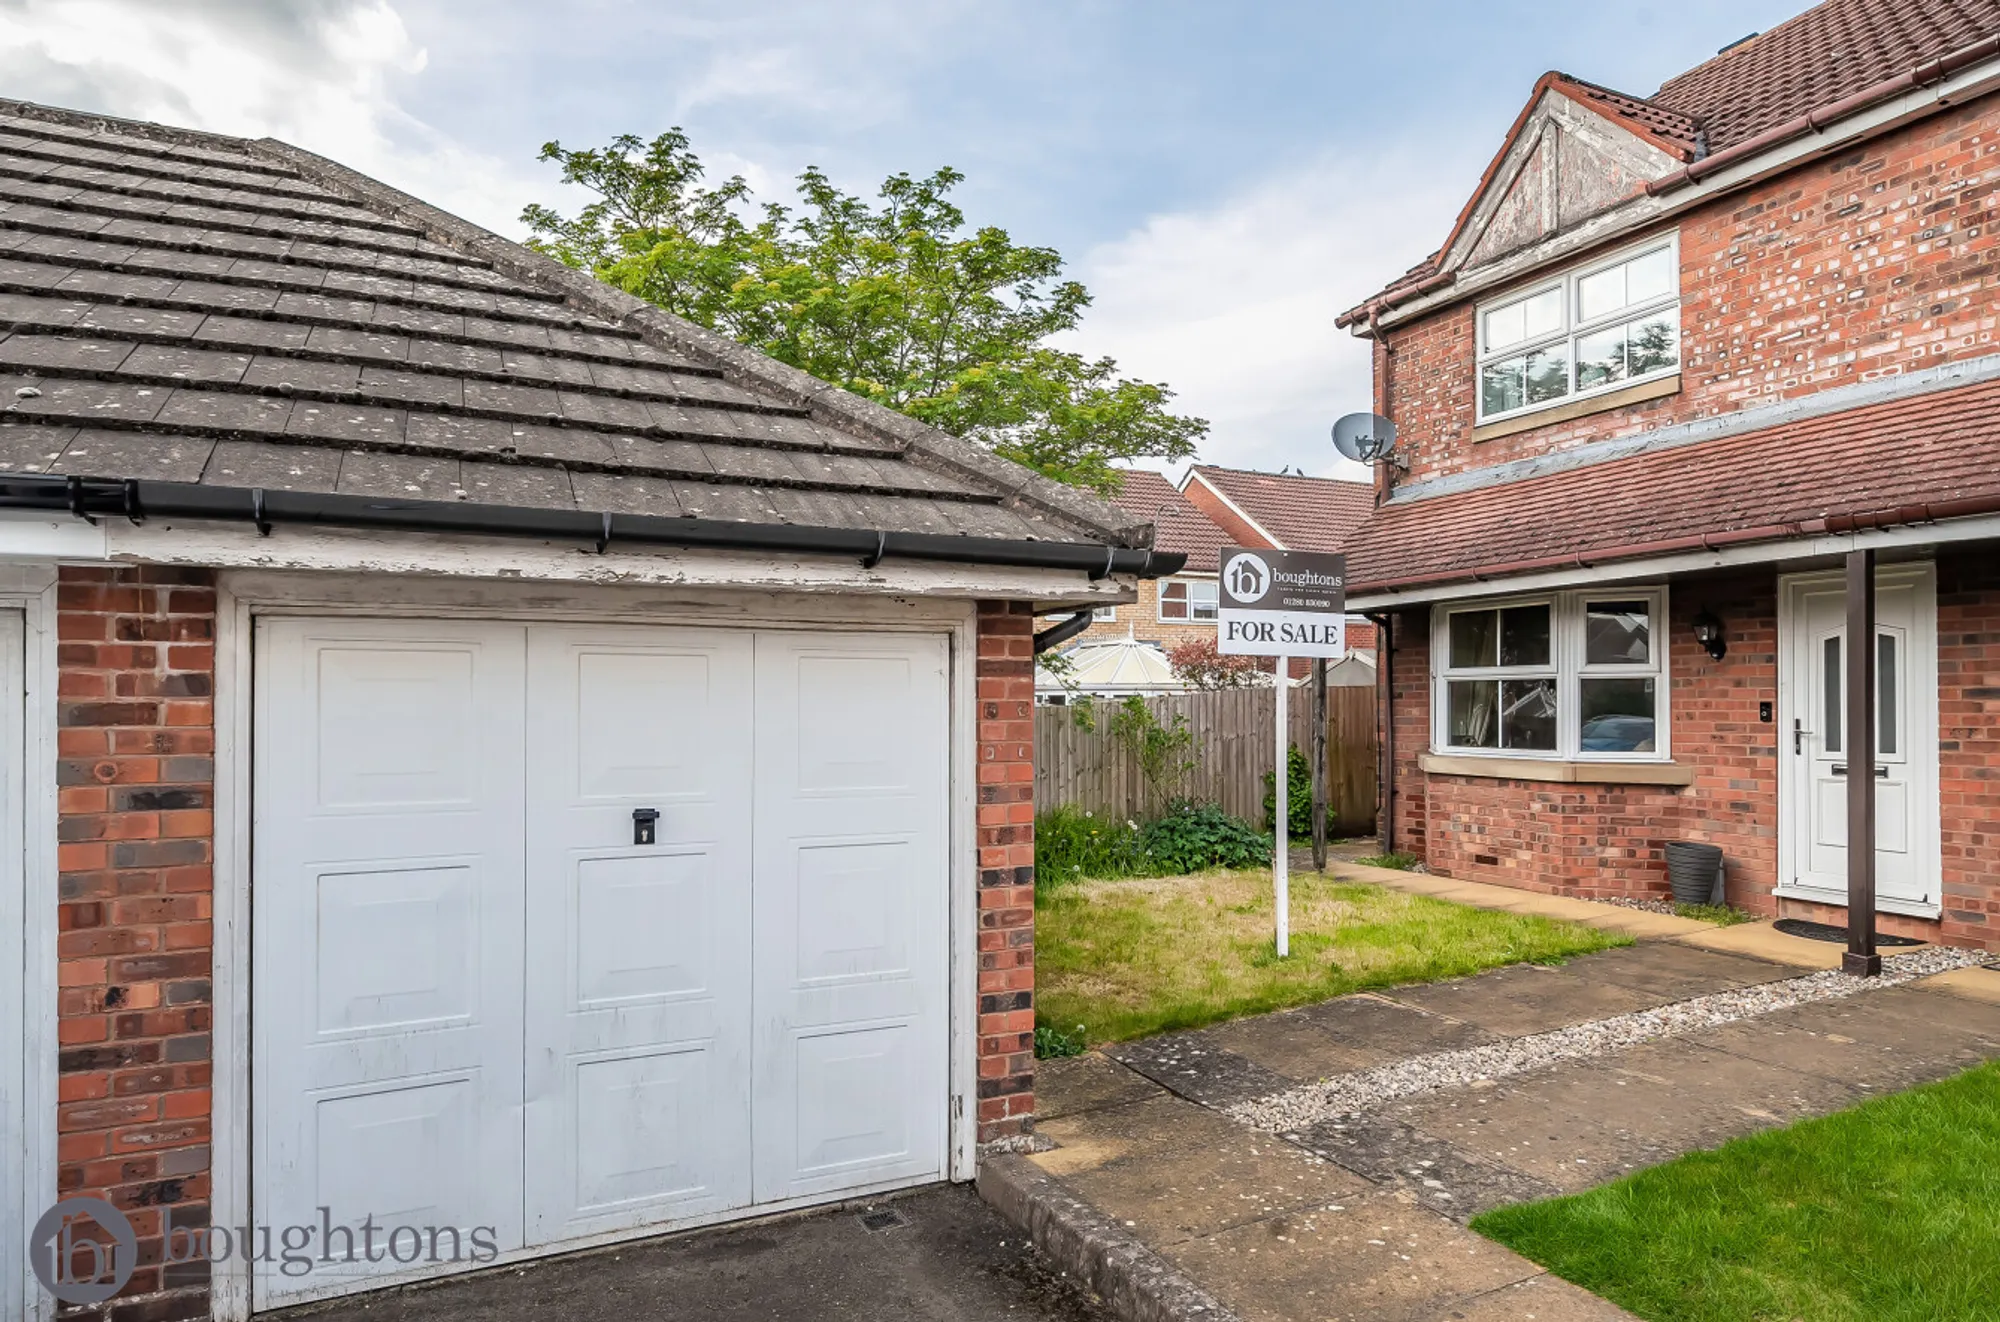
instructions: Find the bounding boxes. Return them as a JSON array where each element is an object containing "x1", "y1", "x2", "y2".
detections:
[{"x1": 1035, "y1": 686, "x2": 1379, "y2": 834}]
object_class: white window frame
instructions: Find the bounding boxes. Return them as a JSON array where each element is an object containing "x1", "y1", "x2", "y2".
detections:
[
  {"x1": 1092, "y1": 604, "x2": 1116, "y2": 622},
  {"x1": 1157, "y1": 575, "x2": 1218, "y2": 624},
  {"x1": 1431, "y1": 586, "x2": 1671, "y2": 762},
  {"x1": 1474, "y1": 234, "x2": 1681, "y2": 425}
]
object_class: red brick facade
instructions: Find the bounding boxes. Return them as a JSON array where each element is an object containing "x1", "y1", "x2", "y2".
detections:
[
  {"x1": 1385, "y1": 93, "x2": 2000, "y2": 488},
  {"x1": 975, "y1": 601, "x2": 1036, "y2": 1141},
  {"x1": 55, "y1": 564, "x2": 217, "y2": 1320}
]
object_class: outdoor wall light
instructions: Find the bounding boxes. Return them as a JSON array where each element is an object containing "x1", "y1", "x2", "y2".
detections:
[{"x1": 1692, "y1": 608, "x2": 1727, "y2": 661}]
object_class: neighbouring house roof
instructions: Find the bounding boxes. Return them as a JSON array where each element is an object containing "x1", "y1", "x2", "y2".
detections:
[
  {"x1": 0, "y1": 99, "x2": 1164, "y2": 568},
  {"x1": 1184, "y1": 465, "x2": 1375, "y2": 555},
  {"x1": 1654, "y1": 0, "x2": 2000, "y2": 152},
  {"x1": 1343, "y1": 376, "x2": 2000, "y2": 597},
  {"x1": 1035, "y1": 632, "x2": 1184, "y2": 694},
  {"x1": 1106, "y1": 468, "x2": 1229, "y2": 572},
  {"x1": 1340, "y1": 0, "x2": 2000, "y2": 324}
]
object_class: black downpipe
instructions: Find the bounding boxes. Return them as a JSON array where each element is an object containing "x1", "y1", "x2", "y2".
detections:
[
  {"x1": 1, "y1": 476, "x2": 1187, "y2": 579},
  {"x1": 1033, "y1": 608, "x2": 1094, "y2": 654},
  {"x1": 1367, "y1": 610, "x2": 1395, "y2": 856}
]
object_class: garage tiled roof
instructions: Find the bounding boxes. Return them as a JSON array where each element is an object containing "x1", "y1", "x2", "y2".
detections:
[
  {"x1": 1187, "y1": 465, "x2": 1375, "y2": 555},
  {"x1": 1344, "y1": 377, "x2": 2000, "y2": 595},
  {"x1": 1106, "y1": 469, "x2": 1229, "y2": 572},
  {"x1": 1654, "y1": 0, "x2": 2000, "y2": 152},
  {"x1": 0, "y1": 99, "x2": 1145, "y2": 550}
]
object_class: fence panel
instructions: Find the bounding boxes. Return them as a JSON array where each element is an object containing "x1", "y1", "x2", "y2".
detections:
[{"x1": 1035, "y1": 685, "x2": 1378, "y2": 835}]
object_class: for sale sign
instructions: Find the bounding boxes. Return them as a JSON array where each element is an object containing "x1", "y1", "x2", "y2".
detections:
[{"x1": 1216, "y1": 546, "x2": 1347, "y2": 659}]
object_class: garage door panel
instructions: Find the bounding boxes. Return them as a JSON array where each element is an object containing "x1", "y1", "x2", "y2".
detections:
[
  {"x1": 314, "y1": 645, "x2": 480, "y2": 810},
  {"x1": 313, "y1": 1077, "x2": 483, "y2": 1225},
  {"x1": 314, "y1": 862, "x2": 478, "y2": 1036},
  {"x1": 754, "y1": 633, "x2": 948, "y2": 1204},
  {"x1": 524, "y1": 626, "x2": 756, "y2": 1242}
]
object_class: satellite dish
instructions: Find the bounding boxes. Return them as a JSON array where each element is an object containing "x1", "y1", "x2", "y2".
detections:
[{"x1": 1332, "y1": 413, "x2": 1397, "y2": 464}]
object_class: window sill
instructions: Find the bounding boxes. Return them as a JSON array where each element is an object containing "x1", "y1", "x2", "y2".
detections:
[
  {"x1": 1419, "y1": 751, "x2": 1694, "y2": 786},
  {"x1": 1471, "y1": 374, "x2": 1681, "y2": 443}
]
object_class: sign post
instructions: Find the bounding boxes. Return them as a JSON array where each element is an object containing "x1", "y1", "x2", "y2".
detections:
[{"x1": 1217, "y1": 546, "x2": 1347, "y2": 957}]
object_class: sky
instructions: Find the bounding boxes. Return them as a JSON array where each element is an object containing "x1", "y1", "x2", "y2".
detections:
[{"x1": 0, "y1": 0, "x2": 1809, "y2": 480}]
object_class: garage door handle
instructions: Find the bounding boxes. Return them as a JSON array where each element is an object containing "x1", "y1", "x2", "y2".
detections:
[{"x1": 633, "y1": 807, "x2": 659, "y2": 845}]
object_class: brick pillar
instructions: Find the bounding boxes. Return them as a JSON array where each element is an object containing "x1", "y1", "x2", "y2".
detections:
[
  {"x1": 56, "y1": 565, "x2": 216, "y2": 1321},
  {"x1": 974, "y1": 601, "x2": 1035, "y2": 1142}
]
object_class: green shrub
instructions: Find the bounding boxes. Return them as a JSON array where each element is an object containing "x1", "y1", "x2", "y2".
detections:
[
  {"x1": 1141, "y1": 802, "x2": 1273, "y2": 873},
  {"x1": 1261, "y1": 744, "x2": 1320, "y2": 840},
  {"x1": 1034, "y1": 804, "x2": 1148, "y2": 888},
  {"x1": 1033, "y1": 1021, "x2": 1088, "y2": 1059}
]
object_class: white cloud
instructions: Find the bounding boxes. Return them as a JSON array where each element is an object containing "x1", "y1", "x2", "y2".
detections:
[
  {"x1": 1069, "y1": 144, "x2": 1481, "y2": 480},
  {"x1": 0, "y1": 0, "x2": 539, "y2": 234}
]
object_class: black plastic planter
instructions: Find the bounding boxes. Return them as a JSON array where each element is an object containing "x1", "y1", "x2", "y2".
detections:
[{"x1": 1664, "y1": 841, "x2": 1725, "y2": 907}]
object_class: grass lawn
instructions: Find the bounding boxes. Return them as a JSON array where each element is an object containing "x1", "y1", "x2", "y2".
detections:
[
  {"x1": 1034, "y1": 867, "x2": 1629, "y2": 1045},
  {"x1": 1472, "y1": 1062, "x2": 2000, "y2": 1322}
]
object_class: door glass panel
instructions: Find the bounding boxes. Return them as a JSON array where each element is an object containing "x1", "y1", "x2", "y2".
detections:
[
  {"x1": 1449, "y1": 611, "x2": 1498, "y2": 668},
  {"x1": 1822, "y1": 635, "x2": 1841, "y2": 754},
  {"x1": 1580, "y1": 677, "x2": 1657, "y2": 752},
  {"x1": 1878, "y1": 632, "x2": 1898, "y2": 756},
  {"x1": 1499, "y1": 605, "x2": 1551, "y2": 666},
  {"x1": 1447, "y1": 680, "x2": 1498, "y2": 748},
  {"x1": 1500, "y1": 678, "x2": 1557, "y2": 750},
  {"x1": 1585, "y1": 600, "x2": 1651, "y2": 664}
]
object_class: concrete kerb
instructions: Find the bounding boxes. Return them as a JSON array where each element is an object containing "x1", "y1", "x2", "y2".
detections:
[{"x1": 977, "y1": 1153, "x2": 1241, "y2": 1322}]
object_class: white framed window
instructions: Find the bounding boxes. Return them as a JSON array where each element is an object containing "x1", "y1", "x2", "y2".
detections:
[
  {"x1": 1158, "y1": 577, "x2": 1218, "y2": 623},
  {"x1": 1432, "y1": 587, "x2": 1669, "y2": 760},
  {"x1": 1476, "y1": 235, "x2": 1681, "y2": 424},
  {"x1": 1092, "y1": 604, "x2": 1117, "y2": 621}
]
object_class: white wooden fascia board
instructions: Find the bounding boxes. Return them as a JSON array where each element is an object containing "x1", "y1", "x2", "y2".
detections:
[
  {"x1": 1373, "y1": 56, "x2": 2000, "y2": 334},
  {"x1": 1347, "y1": 513, "x2": 2000, "y2": 611},
  {"x1": 1181, "y1": 473, "x2": 1285, "y2": 549},
  {"x1": 97, "y1": 520, "x2": 1133, "y2": 605},
  {"x1": 0, "y1": 513, "x2": 108, "y2": 561}
]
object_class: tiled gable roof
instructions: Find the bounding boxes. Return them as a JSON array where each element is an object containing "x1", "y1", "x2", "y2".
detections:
[
  {"x1": 0, "y1": 99, "x2": 1150, "y2": 556},
  {"x1": 1106, "y1": 468, "x2": 1229, "y2": 571},
  {"x1": 1556, "y1": 76, "x2": 1702, "y2": 157},
  {"x1": 1344, "y1": 376, "x2": 2000, "y2": 595},
  {"x1": 1186, "y1": 465, "x2": 1374, "y2": 554},
  {"x1": 1655, "y1": 0, "x2": 2000, "y2": 151}
]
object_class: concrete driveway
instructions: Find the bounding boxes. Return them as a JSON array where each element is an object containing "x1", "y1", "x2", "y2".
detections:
[{"x1": 286, "y1": 1185, "x2": 1111, "y2": 1322}]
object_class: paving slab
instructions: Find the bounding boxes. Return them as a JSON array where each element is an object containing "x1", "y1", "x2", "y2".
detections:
[
  {"x1": 1386, "y1": 1038, "x2": 1859, "y2": 1192},
  {"x1": 1379, "y1": 963, "x2": 1666, "y2": 1038},
  {"x1": 1035, "y1": 1051, "x2": 1165, "y2": 1121},
  {"x1": 1289, "y1": 1113, "x2": 1562, "y2": 1223},
  {"x1": 1204, "y1": 994, "x2": 1501, "y2": 1083},
  {"x1": 1920, "y1": 963, "x2": 2000, "y2": 1005},
  {"x1": 1415, "y1": 1274, "x2": 1640, "y2": 1321},
  {"x1": 1106, "y1": 1033, "x2": 1298, "y2": 1108},
  {"x1": 1031, "y1": 1092, "x2": 1248, "y2": 1175},
  {"x1": 299, "y1": 1183, "x2": 1111, "y2": 1322},
  {"x1": 1671, "y1": 919, "x2": 1854, "y2": 968},
  {"x1": 1159, "y1": 1190, "x2": 1544, "y2": 1322},
  {"x1": 1050, "y1": 1124, "x2": 1373, "y2": 1246},
  {"x1": 1556, "y1": 942, "x2": 1794, "y2": 1000}
]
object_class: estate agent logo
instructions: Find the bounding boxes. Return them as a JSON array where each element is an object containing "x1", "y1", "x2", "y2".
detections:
[
  {"x1": 1223, "y1": 551, "x2": 1273, "y2": 604},
  {"x1": 30, "y1": 1197, "x2": 137, "y2": 1305}
]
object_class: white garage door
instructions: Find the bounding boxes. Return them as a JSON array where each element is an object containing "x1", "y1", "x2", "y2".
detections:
[{"x1": 252, "y1": 619, "x2": 949, "y2": 1305}]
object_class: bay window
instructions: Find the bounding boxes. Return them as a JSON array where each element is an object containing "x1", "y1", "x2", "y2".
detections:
[
  {"x1": 1433, "y1": 588, "x2": 1668, "y2": 760},
  {"x1": 1476, "y1": 236, "x2": 1680, "y2": 423},
  {"x1": 1159, "y1": 577, "x2": 1218, "y2": 623}
]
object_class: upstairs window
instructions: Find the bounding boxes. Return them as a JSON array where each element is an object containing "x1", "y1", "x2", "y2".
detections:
[
  {"x1": 1158, "y1": 577, "x2": 1219, "y2": 623},
  {"x1": 1476, "y1": 236, "x2": 1680, "y2": 424}
]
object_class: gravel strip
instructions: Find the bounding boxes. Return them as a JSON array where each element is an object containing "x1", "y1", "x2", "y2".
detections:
[
  {"x1": 1591, "y1": 896, "x2": 1680, "y2": 916},
  {"x1": 1232, "y1": 947, "x2": 1988, "y2": 1135}
]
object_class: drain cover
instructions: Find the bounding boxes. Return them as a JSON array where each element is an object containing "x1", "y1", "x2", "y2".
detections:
[
  {"x1": 1773, "y1": 917, "x2": 1924, "y2": 947},
  {"x1": 859, "y1": 1208, "x2": 909, "y2": 1233}
]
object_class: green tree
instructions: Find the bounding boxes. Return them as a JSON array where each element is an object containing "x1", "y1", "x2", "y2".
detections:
[{"x1": 522, "y1": 130, "x2": 1206, "y2": 491}]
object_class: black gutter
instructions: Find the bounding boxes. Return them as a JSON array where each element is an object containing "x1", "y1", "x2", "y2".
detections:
[
  {"x1": 8, "y1": 475, "x2": 1186, "y2": 579},
  {"x1": 1033, "y1": 609, "x2": 1095, "y2": 654}
]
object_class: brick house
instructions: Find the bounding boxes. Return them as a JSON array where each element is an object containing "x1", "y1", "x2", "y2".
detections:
[
  {"x1": 0, "y1": 101, "x2": 1182, "y2": 1319},
  {"x1": 1339, "y1": 0, "x2": 2000, "y2": 951},
  {"x1": 1071, "y1": 465, "x2": 1379, "y2": 670}
]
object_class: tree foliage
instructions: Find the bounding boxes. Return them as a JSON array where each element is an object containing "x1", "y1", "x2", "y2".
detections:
[
  {"x1": 523, "y1": 130, "x2": 1206, "y2": 491},
  {"x1": 1167, "y1": 636, "x2": 1268, "y2": 690}
]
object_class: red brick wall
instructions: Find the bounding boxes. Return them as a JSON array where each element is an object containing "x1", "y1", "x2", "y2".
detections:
[
  {"x1": 1181, "y1": 479, "x2": 1269, "y2": 548},
  {"x1": 56, "y1": 564, "x2": 216, "y2": 1320},
  {"x1": 1938, "y1": 551, "x2": 2000, "y2": 948},
  {"x1": 976, "y1": 602, "x2": 1036, "y2": 1142},
  {"x1": 1383, "y1": 92, "x2": 2000, "y2": 486}
]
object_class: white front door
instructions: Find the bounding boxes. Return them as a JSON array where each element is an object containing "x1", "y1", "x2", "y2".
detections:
[
  {"x1": 254, "y1": 618, "x2": 950, "y2": 1305},
  {"x1": 1779, "y1": 565, "x2": 1941, "y2": 912}
]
